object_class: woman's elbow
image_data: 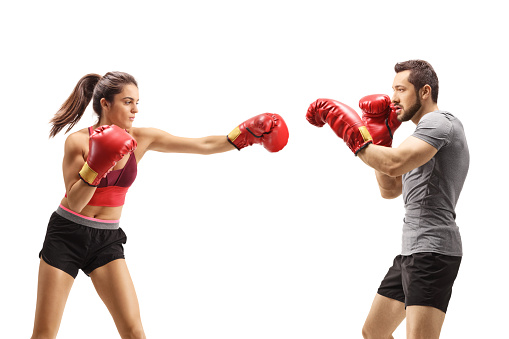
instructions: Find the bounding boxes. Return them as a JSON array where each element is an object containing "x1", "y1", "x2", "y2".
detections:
[
  {"x1": 66, "y1": 195, "x2": 87, "y2": 214},
  {"x1": 67, "y1": 201, "x2": 85, "y2": 214}
]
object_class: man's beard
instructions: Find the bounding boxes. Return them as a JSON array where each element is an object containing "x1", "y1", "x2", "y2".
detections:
[{"x1": 398, "y1": 95, "x2": 422, "y2": 122}]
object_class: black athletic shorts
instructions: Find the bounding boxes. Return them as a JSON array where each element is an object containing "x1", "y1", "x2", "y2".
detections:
[
  {"x1": 39, "y1": 205, "x2": 127, "y2": 278},
  {"x1": 377, "y1": 252, "x2": 461, "y2": 313}
]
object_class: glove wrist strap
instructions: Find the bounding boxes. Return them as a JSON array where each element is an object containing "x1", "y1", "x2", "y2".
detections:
[{"x1": 79, "y1": 162, "x2": 99, "y2": 186}]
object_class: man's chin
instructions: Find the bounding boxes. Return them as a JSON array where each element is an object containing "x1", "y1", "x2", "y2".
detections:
[{"x1": 397, "y1": 112, "x2": 408, "y2": 122}]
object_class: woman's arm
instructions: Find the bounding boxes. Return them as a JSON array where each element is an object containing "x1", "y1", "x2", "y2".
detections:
[
  {"x1": 135, "y1": 114, "x2": 288, "y2": 156},
  {"x1": 62, "y1": 132, "x2": 97, "y2": 212},
  {"x1": 137, "y1": 127, "x2": 235, "y2": 155}
]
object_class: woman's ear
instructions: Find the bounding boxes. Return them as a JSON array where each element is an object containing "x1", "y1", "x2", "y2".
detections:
[{"x1": 100, "y1": 97, "x2": 109, "y2": 110}]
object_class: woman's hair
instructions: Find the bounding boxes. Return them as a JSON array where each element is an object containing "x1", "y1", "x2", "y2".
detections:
[
  {"x1": 394, "y1": 60, "x2": 439, "y2": 103},
  {"x1": 49, "y1": 71, "x2": 138, "y2": 138}
]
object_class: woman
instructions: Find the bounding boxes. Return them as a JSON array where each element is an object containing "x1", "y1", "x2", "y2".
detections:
[{"x1": 32, "y1": 71, "x2": 288, "y2": 339}]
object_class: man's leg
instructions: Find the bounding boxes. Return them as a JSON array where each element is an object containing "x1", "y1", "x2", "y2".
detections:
[
  {"x1": 402, "y1": 253, "x2": 460, "y2": 339},
  {"x1": 362, "y1": 293, "x2": 406, "y2": 339},
  {"x1": 406, "y1": 305, "x2": 445, "y2": 339}
]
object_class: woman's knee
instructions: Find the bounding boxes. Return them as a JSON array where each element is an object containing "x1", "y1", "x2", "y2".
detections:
[
  {"x1": 31, "y1": 330, "x2": 58, "y2": 339},
  {"x1": 119, "y1": 325, "x2": 146, "y2": 339},
  {"x1": 361, "y1": 325, "x2": 394, "y2": 339}
]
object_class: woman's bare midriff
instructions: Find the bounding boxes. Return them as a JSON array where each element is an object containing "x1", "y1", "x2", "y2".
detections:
[{"x1": 60, "y1": 198, "x2": 124, "y2": 220}]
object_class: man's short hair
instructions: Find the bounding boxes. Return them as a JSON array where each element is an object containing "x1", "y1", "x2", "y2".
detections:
[{"x1": 395, "y1": 60, "x2": 439, "y2": 103}]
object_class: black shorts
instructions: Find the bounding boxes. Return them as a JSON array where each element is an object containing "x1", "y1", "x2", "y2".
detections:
[
  {"x1": 377, "y1": 253, "x2": 461, "y2": 313},
  {"x1": 39, "y1": 205, "x2": 127, "y2": 278}
]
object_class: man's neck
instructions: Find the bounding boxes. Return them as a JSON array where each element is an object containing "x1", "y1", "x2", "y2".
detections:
[{"x1": 412, "y1": 102, "x2": 439, "y2": 125}]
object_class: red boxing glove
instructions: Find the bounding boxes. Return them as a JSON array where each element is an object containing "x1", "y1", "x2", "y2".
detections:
[
  {"x1": 306, "y1": 98, "x2": 372, "y2": 155},
  {"x1": 79, "y1": 125, "x2": 137, "y2": 186},
  {"x1": 359, "y1": 94, "x2": 401, "y2": 147},
  {"x1": 227, "y1": 113, "x2": 289, "y2": 152}
]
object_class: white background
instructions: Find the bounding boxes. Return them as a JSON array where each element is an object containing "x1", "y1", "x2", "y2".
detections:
[{"x1": 1, "y1": 0, "x2": 507, "y2": 338}]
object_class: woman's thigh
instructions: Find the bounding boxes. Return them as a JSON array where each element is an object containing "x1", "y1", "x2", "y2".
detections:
[
  {"x1": 89, "y1": 259, "x2": 145, "y2": 338},
  {"x1": 32, "y1": 258, "x2": 75, "y2": 338}
]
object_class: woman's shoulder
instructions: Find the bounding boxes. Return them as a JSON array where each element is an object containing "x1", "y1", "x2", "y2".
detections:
[
  {"x1": 64, "y1": 127, "x2": 89, "y2": 150},
  {"x1": 66, "y1": 127, "x2": 89, "y2": 140}
]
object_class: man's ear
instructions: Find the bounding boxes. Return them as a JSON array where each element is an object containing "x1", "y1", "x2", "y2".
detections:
[{"x1": 420, "y1": 84, "x2": 432, "y2": 101}]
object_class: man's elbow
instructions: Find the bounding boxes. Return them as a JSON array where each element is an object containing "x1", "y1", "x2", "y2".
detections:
[
  {"x1": 378, "y1": 179, "x2": 402, "y2": 199},
  {"x1": 380, "y1": 190, "x2": 401, "y2": 199},
  {"x1": 382, "y1": 157, "x2": 406, "y2": 178},
  {"x1": 385, "y1": 167, "x2": 402, "y2": 178}
]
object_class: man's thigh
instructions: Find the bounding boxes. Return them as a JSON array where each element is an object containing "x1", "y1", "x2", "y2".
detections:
[
  {"x1": 362, "y1": 293, "x2": 406, "y2": 338},
  {"x1": 402, "y1": 253, "x2": 461, "y2": 313},
  {"x1": 406, "y1": 305, "x2": 445, "y2": 339}
]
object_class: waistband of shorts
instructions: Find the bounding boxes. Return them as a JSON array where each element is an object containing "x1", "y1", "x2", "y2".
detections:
[{"x1": 56, "y1": 204, "x2": 120, "y2": 230}]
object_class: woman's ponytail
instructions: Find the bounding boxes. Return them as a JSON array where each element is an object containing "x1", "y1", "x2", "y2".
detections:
[{"x1": 49, "y1": 73, "x2": 101, "y2": 138}]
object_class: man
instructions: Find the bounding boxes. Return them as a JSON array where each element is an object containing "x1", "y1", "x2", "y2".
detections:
[{"x1": 306, "y1": 60, "x2": 469, "y2": 339}]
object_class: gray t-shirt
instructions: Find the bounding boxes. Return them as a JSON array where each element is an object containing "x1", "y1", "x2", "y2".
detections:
[{"x1": 401, "y1": 111, "x2": 469, "y2": 256}]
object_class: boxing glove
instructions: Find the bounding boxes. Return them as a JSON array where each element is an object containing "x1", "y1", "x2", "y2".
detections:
[
  {"x1": 227, "y1": 113, "x2": 289, "y2": 152},
  {"x1": 306, "y1": 98, "x2": 372, "y2": 155},
  {"x1": 359, "y1": 94, "x2": 401, "y2": 147},
  {"x1": 79, "y1": 125, "x2": 137, "y2": 186}
]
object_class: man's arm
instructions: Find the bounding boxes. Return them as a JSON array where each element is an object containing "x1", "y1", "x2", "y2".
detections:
[
  {"x1": 304, "y1": 97, "x2": 438, "y2": 198},
  {"x1": 358, "y1": 136, "x2": 438, "y2": 198},
  {"x1": 374, "y1": 170, "x2": 402, "y2": 199}
]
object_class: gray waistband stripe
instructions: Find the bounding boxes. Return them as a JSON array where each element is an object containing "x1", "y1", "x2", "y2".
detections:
[{"x1": 56, "y1": 206, "x2": 120, "y2": 230}]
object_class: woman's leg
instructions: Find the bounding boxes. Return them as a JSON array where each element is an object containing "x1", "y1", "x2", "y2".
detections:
[
  {"x1": 31, "y1": 259, "x2": 75, "y2": 339},
  {"x1": 89, "y1": 259, "x2": 146, "y2": 339}
]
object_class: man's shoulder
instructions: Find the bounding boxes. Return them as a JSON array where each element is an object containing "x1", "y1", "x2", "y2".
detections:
[
  {"x1": 422, "y1": 110, "x2": 456, "y2": 121},
  {"x1": 417, "y1": 110, "x2": 455, "y2": 128}
]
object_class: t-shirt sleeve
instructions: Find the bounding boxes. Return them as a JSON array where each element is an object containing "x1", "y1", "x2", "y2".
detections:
[{"x1": 412, "y1": 112, "x2": 452, "y2": 151}]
